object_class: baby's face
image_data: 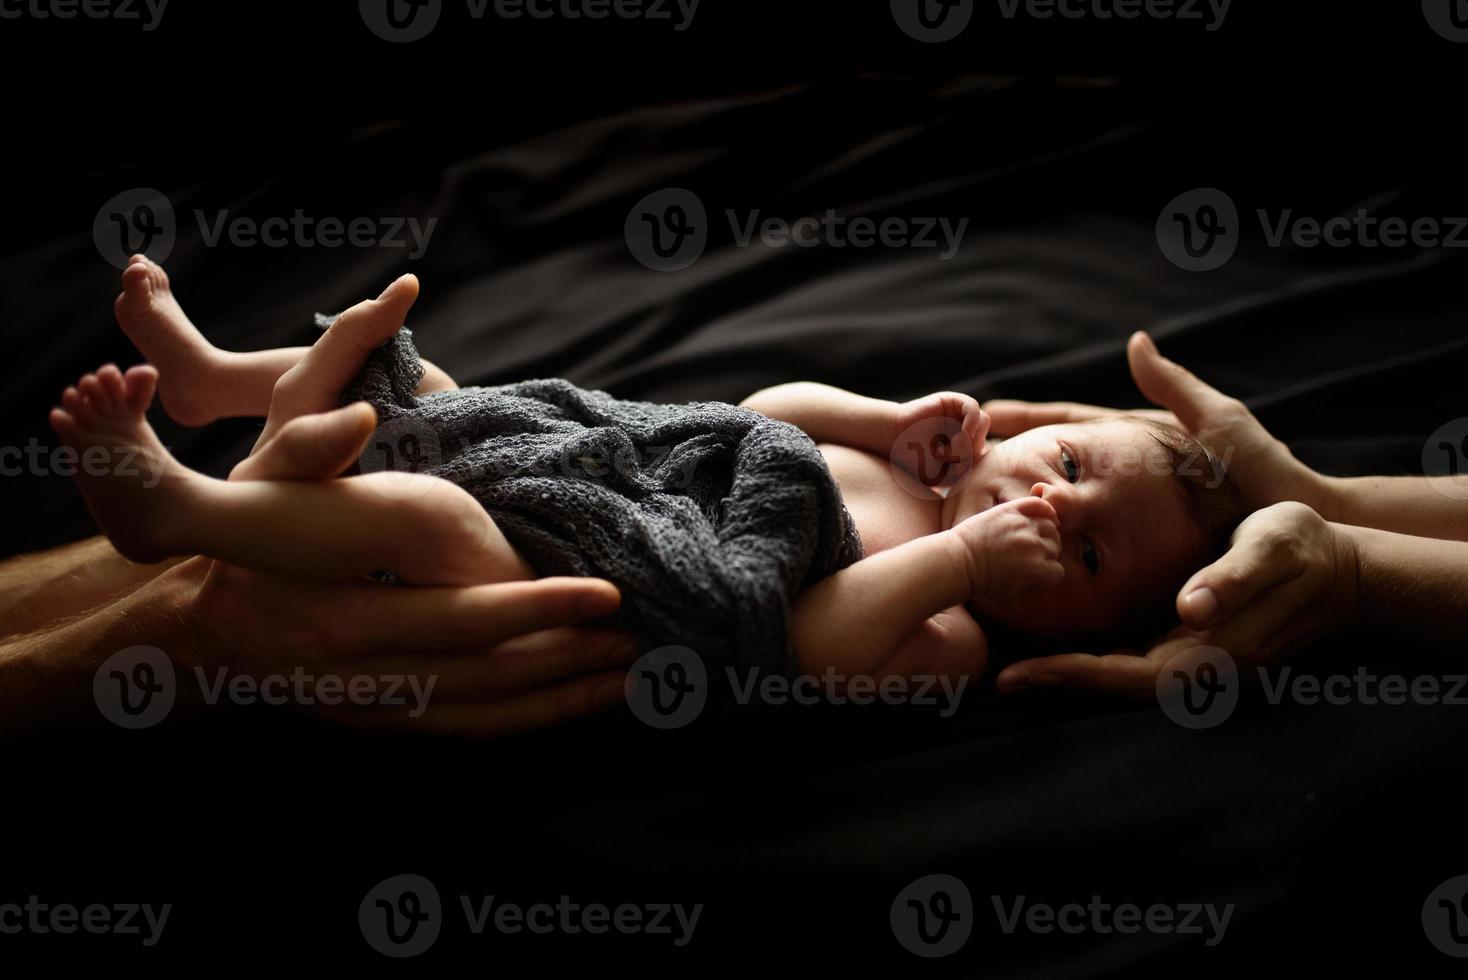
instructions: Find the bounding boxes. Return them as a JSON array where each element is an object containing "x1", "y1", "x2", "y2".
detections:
[{"x1": 949, "y1": 419, "x2": 1201, "y2": 637}]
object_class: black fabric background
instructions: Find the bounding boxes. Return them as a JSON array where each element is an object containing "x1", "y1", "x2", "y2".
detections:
[{"x1": 3, "y1": 3, "x2": 1467, "y2": 973}]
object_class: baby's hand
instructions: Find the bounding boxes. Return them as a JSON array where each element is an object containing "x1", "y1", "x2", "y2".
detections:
[
  {"x1": 890, "y1": 391, "x2": 991, "y2": 488},
  {"x1": 951, "y1": 497, "x2": 1064, "y2": 599}
]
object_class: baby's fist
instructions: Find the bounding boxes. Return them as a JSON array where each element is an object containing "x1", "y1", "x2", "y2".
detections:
[
  {"x1": 952, "y1": 496, "x2": 1064, "y2": 599},
  {"x1": 890, "y1": 391, "x2": 991, "y2": 489}
]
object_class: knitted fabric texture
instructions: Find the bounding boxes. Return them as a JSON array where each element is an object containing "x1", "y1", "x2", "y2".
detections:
[{"x1": 336, "y1": 323, "x2": 865, "y2": 677}]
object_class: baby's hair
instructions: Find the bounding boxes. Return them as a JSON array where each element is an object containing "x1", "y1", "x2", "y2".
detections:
[
  {"x1": 1111, "y1": 417, "x2": 1246, "y2": 645},
  {"x1": 1136, "y1": 418, "x2": 1244, "y2": 561}
]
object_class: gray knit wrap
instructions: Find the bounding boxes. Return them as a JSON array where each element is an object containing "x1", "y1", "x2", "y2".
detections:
[{"x1": 335, "y1": 323, "x2": 864, "y2": 678}]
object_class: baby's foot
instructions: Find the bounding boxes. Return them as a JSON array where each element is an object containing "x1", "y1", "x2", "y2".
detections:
[
  {"x1": 113, "y1": 255, "x2": 223, "y2": 427},
  {"x1": 48, "y1": 364, "x2": 197, "y2": 563}
]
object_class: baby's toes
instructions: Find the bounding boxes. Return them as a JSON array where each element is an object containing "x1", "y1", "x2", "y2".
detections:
[
  {"x1": 80, "y1": 372, "x2": 114, "y2": 413},
  {"x1": 98, "y1": 364, "x2": 126, "y2": 405},
  {"x1": 48, "y1": 407, "x2": 78, "y2": 442},
  {"x1": 69, "y1": 384, "x2": 100, "y2": 428},
  {"x1": 123, "y1": 365, "x2": 159, "y2": 412},
  {"x1": 61, "y1": 385, "x2": 84, "y2": 416}
]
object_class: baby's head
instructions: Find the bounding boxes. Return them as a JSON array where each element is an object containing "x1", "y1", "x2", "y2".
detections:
[{"x1": 952, "y1": 416, "x2": 1244, "y2": 644}]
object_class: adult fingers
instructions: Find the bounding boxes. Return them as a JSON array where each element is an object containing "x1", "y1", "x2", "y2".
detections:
[
  {"x1": 983, "y1": 399, "x2": 1121, "y2": 435},
  {"x1": 347, "y1": 628, "x2": 638, "y2": 703},
  {"x1": 1126, "y1": 331, "x2": 1238, "y2": 435},
  {"x1": 318, "y1": 669, "x2": 628, "y2": 738},
  {"x1": 1175, "y1": 518, "x2": 1304, "y2": 630},
  {"x1": 1193, "y1": 580, "x2": 1325, "y2": 668},
  {"x1": 995, "y1": 649, "x2": 1157, "y2": 697},
  {"x1": 231, "y1": 403, "x2": 377, "y2": 482},
  {"x1": 282, "y1": 577, "x2": 623, "y2": 660},
  {"x1": 289, "y1": 275, "x2": 420, "y2": 409}
]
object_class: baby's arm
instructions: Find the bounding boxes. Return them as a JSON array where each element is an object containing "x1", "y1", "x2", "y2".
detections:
[
  {"x1": 740, "y1": 382, "x2": 902, "y2": 456},
  {"x1": 742, "y1": 382, "x2": 991, "y2": 486},
  {"x1": 791, "y1": 497, "x2": 1063, "y2": 680},
  {"x1": 791, "y1": 531, "x2": 975, "y2": 679}
]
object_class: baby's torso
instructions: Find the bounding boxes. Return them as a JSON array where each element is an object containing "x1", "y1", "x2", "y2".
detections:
[{"x1": 817, "y1": 443, "x2": 945, "y2": 556}]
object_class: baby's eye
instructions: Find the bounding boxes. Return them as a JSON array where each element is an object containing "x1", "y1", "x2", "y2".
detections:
[
  {"x1": 1081, "y1": 540, "x2": 1100, "y2": 576},
  {"x1": 1060, "y1": 447, "x2": 1080, "y2": 483}
]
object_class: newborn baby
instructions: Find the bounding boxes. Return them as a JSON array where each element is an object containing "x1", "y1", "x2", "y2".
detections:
[{"x1": 52, "y1": 258, "x2": 1242, "y2": 688}]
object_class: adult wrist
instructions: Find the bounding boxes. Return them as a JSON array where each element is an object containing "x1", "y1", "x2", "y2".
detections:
[
  {"x1": 1306, "y1": 472, "x2": 1349, "y2": 524},
  {"x1": 1327, "y1": 520, "x2": 1368, "y2": 630}
]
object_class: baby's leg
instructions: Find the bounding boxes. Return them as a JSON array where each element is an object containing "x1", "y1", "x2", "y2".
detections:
[
  {"x1": 114, "y1": 255, "x2": 458, "y2": 428},
  {"x1": 50, "y1": 364, "x2": 531, "y2": 586}
]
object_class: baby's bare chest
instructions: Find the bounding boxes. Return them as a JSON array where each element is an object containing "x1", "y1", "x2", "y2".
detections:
[{"x1": 817, "y1": 443, "x2": 944, "y2": 556}]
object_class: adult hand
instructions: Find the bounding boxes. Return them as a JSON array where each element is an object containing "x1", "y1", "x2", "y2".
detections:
[
  {"x1": 152, "y1": 557, "x2": 636, "y2": 736},
  {"x1": 984, "y1": 331, "x2": 1330, "y2": 513},
  {"x1": 995, "y1": 502, "x2": 1361, "y2": 696},
  {"x1": 189, "y1": 279, "x2": 637, "y2": 735}
]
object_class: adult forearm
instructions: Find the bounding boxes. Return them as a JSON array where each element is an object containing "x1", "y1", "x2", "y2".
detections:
[
  {"x1": 0, "y1": 536, "x2": 181, "y2": 639},
  {"x1": 0, "y1": 566, "x2": 192, "y2": 730},
  {"x1": 790, "y1": 531, "x2": 970, "y2": 675},
  {"x1": 1338, "y1": 523, "x2": 1468, "y2": 643},
  {"x1": 1320, "y1": 475, "x2": 1468, "y2": 541}
]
